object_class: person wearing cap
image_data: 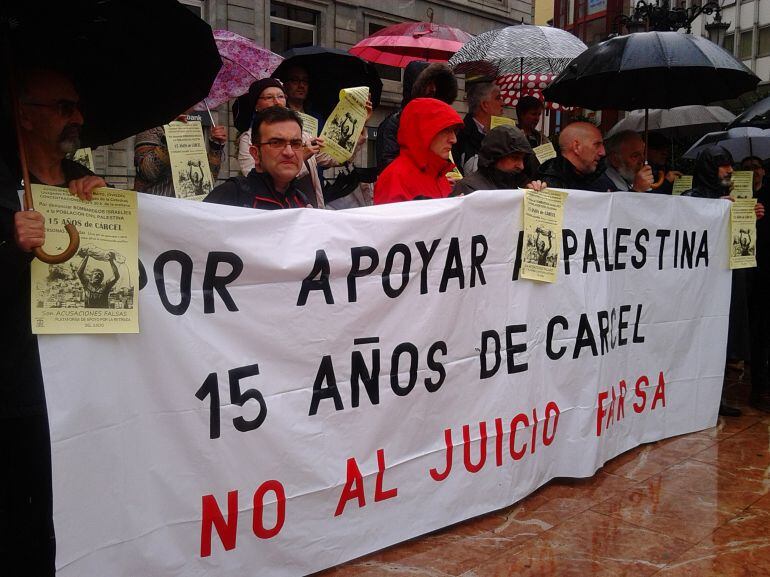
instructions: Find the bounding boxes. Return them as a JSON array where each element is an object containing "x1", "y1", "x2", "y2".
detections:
[
  {"x1": 374, "y1": 98, "x2": 463, "y2": 204},
  {"x1": 451, "y1": 125, "x2": 546, "y2": 196},
  {"x1": 683, "y1": 145, "x2": 765, "y2": 417}
]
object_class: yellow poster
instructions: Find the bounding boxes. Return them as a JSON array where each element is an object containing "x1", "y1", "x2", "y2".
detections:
[
  {"x1": 320, "y1": 86, "x2": 369, "y2": 164},
  {"x1": 490, "y1": 115, "x2": 517, "y2": 129},
  {"x1": 729, "y1": 198, "x2": 757, "y2": 269},
  {"x1": 671, "y1": 175, "x2": 692, "y2": 196},
  {"x1": 521, "y1": 188, "x2": 568, "y2": 283},
  {"x1": 30, "y1": 184, "x2": 139, "y2": 334},
  {"x1": 164, "y1": 120, "x2": 214, "y2": 199},
  {"x1": 297, "y1": 112, "x2": 319, "y2": 138},
  {"x1": 72, "y1": 147, "x2": 95, "y2": 172},
  {"x1": 533, "y1": 142, "x2": 557, "y2": 164},
  {"x1": 731, "y1": 171, "x2": 754, "y2": 199},
  {"x1": 446, "y1": 151, "x2": 463, "y2": 181}
]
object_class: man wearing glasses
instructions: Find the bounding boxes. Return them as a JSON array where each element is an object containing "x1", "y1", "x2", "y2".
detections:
[
  {"x1": 205, "y1": 107, "x2": 310, "y2": 209},
  {"x1": 2, "y1": 67, "x2": 106, "y2": 574}
]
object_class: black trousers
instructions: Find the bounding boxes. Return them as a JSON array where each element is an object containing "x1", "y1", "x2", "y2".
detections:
[{"x1": 0, "y1": 412, "x2": 55, "y2": 576}]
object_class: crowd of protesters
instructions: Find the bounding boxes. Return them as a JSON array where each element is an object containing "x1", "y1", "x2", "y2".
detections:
[{"x1": 2, "y1": 59, "x2": 770, "y2": 574}]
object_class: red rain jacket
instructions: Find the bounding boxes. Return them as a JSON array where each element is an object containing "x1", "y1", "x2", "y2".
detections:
[{"x1": 374, "y1": 98, "x2": 462, "y2": 204}]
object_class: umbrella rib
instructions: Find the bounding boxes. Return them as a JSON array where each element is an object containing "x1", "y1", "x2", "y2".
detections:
[{"x1": 222, "y1": 54, "x2": 262, "y2": 81}]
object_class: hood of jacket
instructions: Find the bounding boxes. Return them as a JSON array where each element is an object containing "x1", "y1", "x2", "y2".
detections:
[
  {"x1": 401, "y1": 61, "x2": 430, "y2": 108},
  {"x1": 397, "y1": 97, "x2": 463, "y2": 175},
  {"x1": 478, "y1": 125, "x2": 533, "y2": 169},
  {"x1": 411, "y1": 63, "x2": 458, "y2": 106},
  {"x1": 691, "y1": 145, "x2": 734, "y2": 198}
]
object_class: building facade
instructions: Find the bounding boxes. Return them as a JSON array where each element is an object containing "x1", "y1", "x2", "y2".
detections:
[{"x1": 95, "y1": 0, "x2": 532, "y2": 189}]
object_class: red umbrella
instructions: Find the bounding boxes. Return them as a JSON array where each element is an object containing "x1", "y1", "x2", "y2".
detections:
[
  {"x1": 496, "y1": 73, "x2": 572, "y2": 111},
  {"x1": 349, "y1": 21, "x2": 472, "y2": 68}
]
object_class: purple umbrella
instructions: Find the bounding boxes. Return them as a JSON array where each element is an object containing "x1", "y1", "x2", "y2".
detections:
[{"x1": 193, "y1": 30, "x2": 282, "y2": 117}]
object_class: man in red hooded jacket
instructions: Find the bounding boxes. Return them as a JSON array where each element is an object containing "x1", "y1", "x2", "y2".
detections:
[{"x1": 374, "y1": 98, "x2": 462, "y2": 204}]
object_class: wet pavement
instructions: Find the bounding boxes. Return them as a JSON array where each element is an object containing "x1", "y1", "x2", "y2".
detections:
[{"x1": 315, "y1": 370, "x2": 770, "y2": 577}]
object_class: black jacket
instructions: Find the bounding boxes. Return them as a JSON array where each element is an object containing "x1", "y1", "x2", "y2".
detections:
[
  {"x1": 451, "y1": 113, "x2": 485, "y2": 176},
  {"x1": 682, "y1": 145, "x2": 734, "y2": 199},
  {"x1": 375, "y1": 62, "x2": 457, "y2": 174},
  {"x1": 204, "y1": 169, "x2": 309, "y2": 209},
  {"x1": 537, "y1": 155, "x2": 604, "y2": 191}
]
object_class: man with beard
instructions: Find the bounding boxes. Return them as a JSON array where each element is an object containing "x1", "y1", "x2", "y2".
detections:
[
  {"x1": 2, "y1": 67, "x2": 105, "y2": 573},
  {"x1": 683, "y1": 146, "x2": 765, "y2": 417},
  {"x1": 591, "y1": 131, "x2": 654, "y2": 192},
  {"x1": 451, "y1": 125, "x2": 546, "y2": 195}
]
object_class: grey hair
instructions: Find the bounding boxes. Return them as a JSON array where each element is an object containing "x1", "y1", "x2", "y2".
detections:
[
  {"x1": 604, "y1": 130, "x2": 642, "y2": 156},
  {"x1": 466, "y1": 82, "x2": 497, "y2": 114}
]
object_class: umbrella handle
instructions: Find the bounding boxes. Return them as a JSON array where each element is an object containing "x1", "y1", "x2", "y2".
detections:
[{"x1": 33, "y1": 224, "x2": 81, "y2": 264}]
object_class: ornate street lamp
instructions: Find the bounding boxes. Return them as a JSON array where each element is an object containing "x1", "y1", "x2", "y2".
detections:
[{"x1": 616, "y1": 0, "x2": 730, "y2": 42}]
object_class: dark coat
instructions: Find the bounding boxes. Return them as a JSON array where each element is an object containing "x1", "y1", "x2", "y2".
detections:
[
  {"x1": 204, "y1": 169, "x2": 309, "y2": 209},
  {"x1": 452, "y1": 125, "x2": 532, "y2": 195},
  {"x1": 537, "y1": 155, "x2": 604, "y2": 190},
  {"x1": 451, "y1": 113, "x2": 485, "y2": 176},
  {"x1": 682, "y1": 145, "x2": 734, "y2": 199},
  {"x1": 375, "y1": 62, "x2": 457, "y2": 174}
]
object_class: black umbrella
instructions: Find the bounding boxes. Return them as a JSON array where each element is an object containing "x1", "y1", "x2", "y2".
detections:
[
  {"x1": 3, "y1": 0, "x2": 222, "y2": 263},
  {"x1": 728, "y1": 95, "x2": 770, "y2": 129},
  {"x1": 271, "y1": 46, "x2": 382, "y2": 121},
  {"x1": 5, "y1": 0, "x2": 222, "y2": 148},
  {"x1": 543, "y1": 31, "x2": 759, "y2": 111}
]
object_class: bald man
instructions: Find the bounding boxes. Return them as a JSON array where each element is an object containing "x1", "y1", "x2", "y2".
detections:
[
  {"x1": 537, "y1": 121, "x2": 606, "y2": 190},
  {"x1": 591, "y1": 130, "x2": 654, "y2": 192}
]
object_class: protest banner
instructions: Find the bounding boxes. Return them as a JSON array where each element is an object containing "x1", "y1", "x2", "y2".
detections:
[
  {"x1": 671, "y1": 175, "x2": 693, "y2": 196},
  {"x1": 532, "y1": 141, "x2": 557, "y2": 163},
  {"x1": 521, "y1": 188, "x2": 568, "y2": 282},
  {"x1": 731, "y1": 170, "x2": 754, "y2": 199},
  {"x1": 38, "y1": 190, "x2": 731, "y2": 576},
  {"x1": 320, "y1": 86, "x2": 369, "y2": 164},
  {"x1": 30, "y1": 185, "x2": 139, "y2": 334},
  {"x1": 729, "y1": 198, "x2": 757, "y2": 269},
  {"x1": 296, "y1": 111, "x2": 319, "y2": 138},
  {"x1": 164, "y1": 120, "x2": 214, "y2": 199}
]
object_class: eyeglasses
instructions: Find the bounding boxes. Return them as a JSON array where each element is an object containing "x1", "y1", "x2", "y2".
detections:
[
  {"x1": 22, "y1": 99, "x2": 81, "y2": 117},
  {"x1": 258, "y1": 94, "x2": 286, "y2": 102},
  {"x1": 286, "y1": 77, "x2": 310, "y2": 85},
  {"x1": 258, "y1": 138, "x2": 304, "y2": 150}
]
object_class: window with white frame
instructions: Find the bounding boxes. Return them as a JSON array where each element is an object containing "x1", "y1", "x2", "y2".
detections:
[{"x1": 270, "y1": 2, "x2": 318, "y2": 53}]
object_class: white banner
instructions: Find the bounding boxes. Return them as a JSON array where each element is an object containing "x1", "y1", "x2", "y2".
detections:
[{"x1": 39, "y1": 189, "x2": 731, "y2": 576}]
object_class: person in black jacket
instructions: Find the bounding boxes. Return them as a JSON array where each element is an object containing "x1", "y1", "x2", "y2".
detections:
[
  {"x1": 451, "y1": 125, "x2": 545, "y2": 196},
  {"x1": 537, "y1": 121, "x2": 606, "y2": 190},
  {"x1": 740, "y1": 156, "x2": 770, "y2": 412},
  {"x1": 204, "y1": 106, "x2": 310, "y2": 209},
  {"x1": 683, "y1": 146, "x2": 765, "y2": 417},
  {"x1": 375, "y1": 62, "x2": 458, "y2": 174},
  {"x1": 3, "y1": 67, "x2": 105, "y2": 575},
  {"x1": 451, "y1": 79, "x2": 503, "y2": 175}
]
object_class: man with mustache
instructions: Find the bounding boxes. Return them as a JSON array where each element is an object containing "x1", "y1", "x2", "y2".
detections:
[{"x1": 2, "y1": 67, "x2": 105, "y2": 573}]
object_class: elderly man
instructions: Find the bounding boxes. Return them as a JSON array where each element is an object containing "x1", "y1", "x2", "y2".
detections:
[
  {"x1": 452, "y1": 125, "x2": 546, "y2": 195},
  {"x1": 591, "y1": 130, "x2": 654, "y2": 192},
  {"x1": 3, "y1": 67, "x2": 105, "y2": 574},
  {"x1": 452, "y1": 80, "x2": 504, "y2": 175},
  {"x1": 537, "y1": 121, "x2": 606, "y2": 190},
  {"x1": 205, "y1": 106, "x2": 310, "y2": 209}
]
